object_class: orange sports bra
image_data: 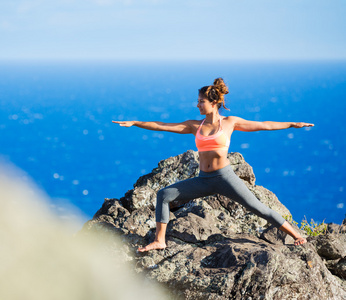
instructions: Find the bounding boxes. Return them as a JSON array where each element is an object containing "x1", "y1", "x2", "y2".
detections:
[{"x1": 195, "y1": 118, "x2": 230, "y2": 152}]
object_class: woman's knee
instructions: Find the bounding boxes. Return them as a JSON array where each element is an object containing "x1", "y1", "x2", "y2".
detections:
[{"x1": 157, "y1": 187, "x2": 180, "y2": 205}]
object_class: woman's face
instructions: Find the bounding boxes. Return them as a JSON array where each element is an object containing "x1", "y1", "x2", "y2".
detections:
[{"x1": 197, "y1": 95, "x2": 215, "y2": 115}]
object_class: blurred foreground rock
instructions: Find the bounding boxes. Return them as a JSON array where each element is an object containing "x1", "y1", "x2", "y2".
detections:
[{"x1": 82, "y1": 150, "x2": 346, "y2": 299}]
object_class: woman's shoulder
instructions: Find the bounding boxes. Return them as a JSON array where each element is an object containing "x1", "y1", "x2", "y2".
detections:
[
  {"x1": 182, "y1": 119, "x2": 203, "y2": 135},
  {"x1": 184, "y1": 119, "x2": 203, "y2": 126},
  {"x1": 222, "y1": 116, "x2": 242, "y2": 130},
  {"x1": 222, "y1": 116, "x2": 238, "y2": 123}
]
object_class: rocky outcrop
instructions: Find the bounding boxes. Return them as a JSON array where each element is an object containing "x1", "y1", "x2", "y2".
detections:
[{"x1": 82, "y1": 150, "x2": 346, "y2": 299}]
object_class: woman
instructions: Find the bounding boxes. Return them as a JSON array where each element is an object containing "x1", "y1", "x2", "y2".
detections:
[{"x1": 113, "y1": 78, "x2": 314, "y2": 252}]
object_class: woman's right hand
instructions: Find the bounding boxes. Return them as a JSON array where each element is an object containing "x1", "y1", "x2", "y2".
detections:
[{"x1": 112, "y1": 121, "x2": 135, "y2": 127}]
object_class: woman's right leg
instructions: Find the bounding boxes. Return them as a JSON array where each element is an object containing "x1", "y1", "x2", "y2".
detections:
[{"x1": 138, "y1": 176, "x2": 213, "y2": 252}]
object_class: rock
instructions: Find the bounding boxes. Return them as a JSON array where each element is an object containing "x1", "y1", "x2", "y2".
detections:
[
  {"x1": 326, "y1": 258, "x2": 346, "y2": 280},
  {"x1": 327, "y1": 222, "x2": 346, "y2": 234},
  {"x1": 312, "y1": 234, "x2": 346, "y2": 260},
  {"x1": 259, "y1": 224, "x2": 292, "y2": 245},
  {"x1": 327, "y1": 222, "x2": 341, "y2": 233},
  {"x1": 167, "y1": 212, "x2": 222, "y2": 243},
  {"x1": 341, "y1": 217, "x2": 346, "y2": 233},
  {"x1": 309, "y1": 233, "x2": 346, "y2": 283},
  {"x1": 81, "y1": 151, "x2": 346, "y2": 299},
  {"x1": 227, "y1": 152, "x2": 256, "y2": 185}
]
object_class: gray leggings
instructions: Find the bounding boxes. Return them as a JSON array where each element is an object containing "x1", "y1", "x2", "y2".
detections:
[{"x1": 155, "y1": 164, "x2": 286, "y2": 228}]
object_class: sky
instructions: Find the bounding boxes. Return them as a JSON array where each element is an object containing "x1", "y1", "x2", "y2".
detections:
[{"x1": 0, "y1": 0, "x2": 346, "y2": 61}]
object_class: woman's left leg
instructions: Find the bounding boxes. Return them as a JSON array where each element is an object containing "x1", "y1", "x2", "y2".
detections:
[{"x1": 216, "y1": 166, "x2": 306, "y2": 245}]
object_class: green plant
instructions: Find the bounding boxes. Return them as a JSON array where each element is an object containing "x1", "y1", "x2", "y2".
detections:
[
  {"x1": 300, "y1": 216, "x2": 327, "y2": 236},
  {"x1": 283, "y1": 215, "x2": 327, "y2": 237}
]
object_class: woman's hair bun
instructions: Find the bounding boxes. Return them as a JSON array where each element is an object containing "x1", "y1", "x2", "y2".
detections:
[{"x1": 213, "y1": 78, "x2": 229, "y2": 96}]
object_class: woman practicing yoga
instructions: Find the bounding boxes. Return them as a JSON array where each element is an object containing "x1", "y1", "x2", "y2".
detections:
[{"x1": 113, "y1": 78, "x2": 314, "y2": 252}]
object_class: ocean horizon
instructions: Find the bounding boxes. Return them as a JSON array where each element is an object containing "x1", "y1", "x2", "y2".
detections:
[{"x1": 1, "y1": 59, "x2": 345, "y2": 225}]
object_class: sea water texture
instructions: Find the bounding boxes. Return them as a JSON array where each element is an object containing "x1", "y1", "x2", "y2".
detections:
[{"x1": 0, "y1": 60, "x2": 345, "y2": 225}]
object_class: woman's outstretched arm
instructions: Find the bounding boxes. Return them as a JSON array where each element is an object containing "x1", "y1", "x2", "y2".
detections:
[
  {"x1": 231, "y1": 117, "x2": 314, "y2": 132},
  {"x1": 112, "y1": 120, "x2": 195, "y2": 134}
]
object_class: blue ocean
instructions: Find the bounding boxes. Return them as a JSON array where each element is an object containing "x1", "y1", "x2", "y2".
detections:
[{"x1": 1, "y1": 60, "x2": 345, "y2": 225}]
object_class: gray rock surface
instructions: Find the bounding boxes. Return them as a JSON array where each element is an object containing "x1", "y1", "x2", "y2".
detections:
[{"x1": 82, "y1": 150, "x2": 346, "y2": 299}]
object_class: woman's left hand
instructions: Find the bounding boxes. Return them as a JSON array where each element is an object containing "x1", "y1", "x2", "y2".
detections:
[{"x1": 291, "y1": 122, "x2": 314, "y2": 128}]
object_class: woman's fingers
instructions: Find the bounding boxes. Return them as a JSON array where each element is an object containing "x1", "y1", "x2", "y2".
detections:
[
  {"x1": 293, "y1": 122, "x2": 314, "y2": 128},
  {"x1": 112, "y1": 121, "x2": 134, "y2": 127}
]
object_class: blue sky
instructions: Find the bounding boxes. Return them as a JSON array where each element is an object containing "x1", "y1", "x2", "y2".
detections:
[{"x1": 1, "y1": 0, "x2": 346, "y2": 60}]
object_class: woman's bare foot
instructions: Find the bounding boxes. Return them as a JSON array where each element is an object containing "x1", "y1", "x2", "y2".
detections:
[
  {"x1": 137, "y1": 240, "x2": 167, "y2": 252},
  {"x1": 294, "y1": 237, "x2": 307, "y2": 246},
  {"x1": 279, "y1": 221, "x2": 308, "y2": 246}
]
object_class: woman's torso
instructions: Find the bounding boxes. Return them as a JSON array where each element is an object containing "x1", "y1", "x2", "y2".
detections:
[{"x1": 192, "y1": 117, "x2": 234, "y2": 172}]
